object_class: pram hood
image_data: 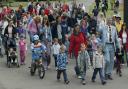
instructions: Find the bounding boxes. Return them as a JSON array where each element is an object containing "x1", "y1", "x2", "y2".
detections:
[{"x1": 6, "y1": 38, "x2": 16, "y2": 49}]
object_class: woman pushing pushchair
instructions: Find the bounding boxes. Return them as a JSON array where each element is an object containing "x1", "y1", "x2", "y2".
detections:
[{"x1": 4, "y1": 20, "x2": 19, "y2": 67}]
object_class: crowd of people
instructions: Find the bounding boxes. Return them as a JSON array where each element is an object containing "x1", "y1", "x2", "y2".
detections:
[{"x1": 0, "y1": 0, "x2": 127, "y2": 85}]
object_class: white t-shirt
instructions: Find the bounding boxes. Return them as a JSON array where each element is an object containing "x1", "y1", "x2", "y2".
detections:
[
  {"x1": 122, "y1": 31, "x2": 127, "y2": 44},
  {"x1": 57, "y1": 24, "x2": 62, "y2": 39},
  {"x1": 2, "y1": 21, "x2": 8, "y2": 35},
  {"x1": 52, "y1": 43, "x2": 60, "y2": 55},
  {"x1": 107, "y1": 26, "x2": 112, "y2": 42},
  {"x1": 8, "y1": 27, "x2": 13, "y2": 38}
]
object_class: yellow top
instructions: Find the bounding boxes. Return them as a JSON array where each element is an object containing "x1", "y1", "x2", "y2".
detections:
[{"x1": 115, "y1": 21, "x2": 123, "y2": 33}]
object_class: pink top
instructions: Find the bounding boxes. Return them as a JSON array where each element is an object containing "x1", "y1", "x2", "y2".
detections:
[
  {"x1": 28, "y1": 20, "x2": 38, "y2": 34},
  {"x1": 19, "y1": 39, "x2": 26, "y2": 51}
]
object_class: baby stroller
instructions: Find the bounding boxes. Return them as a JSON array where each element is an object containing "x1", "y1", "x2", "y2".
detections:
[{"x1": 5, "y1": 37, "x2": 20, "y2": 68}]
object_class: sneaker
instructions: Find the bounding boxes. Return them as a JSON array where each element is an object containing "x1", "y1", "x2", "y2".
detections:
[
  {"x1": 15, "y1": 59, "x2": 17, "y2": 63},
  {"x1": 45, "y1": 68, "x2": 47, "y2": 71},
  {"x1": 23, "y1": 63, "x2": 26, "y2": 65},
  {"x1": 57, "y1": 79, "x2": 61, "y2": 82},
  {"x1": 11, "y1": 59, "x2": 13, "y2": 63},
  {"x1": 55, "y1": 67, "x2": 58, "y2": 71},
  {"x1": 119, "y1": 73, "x2": 122, "y2": 77},
  {"x1": 65, "y1": 80, "x2": 70, "y2": 84},
  {"x1": 105, "y1": 74, "x2": 108, "y2": 80},
  {"x1": 102, "y1": 81, "x2": 106, "y2": 85},
  {"x1": 92, "y1": 79, "x2": 95, "y2": 83},
  {"x1": 116, "y1": 70, "x2": 119, "y2": 74},
  {"x1": 82, "y1": 80, "x2": 86, "y2": 85},
  {"x1": 78, "y1": 76, "x2": 82, "y2": 79},
  {"x1": 47, "y1": 66, "x2": 50, "y2": 69},
  {"x1": 20, "y1": 63, "x2": 23, "y2": 65},
  {"x1": 121, "y1": 64, "x2": 125, "y2": 66},
  {"x1": 108, "y1": 75, "x2": 113, "y2": 80}
]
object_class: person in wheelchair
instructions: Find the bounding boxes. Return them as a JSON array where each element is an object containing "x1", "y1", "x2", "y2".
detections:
[{"x1": 31, "y1": 35, "x2": 47, "y2": 65}]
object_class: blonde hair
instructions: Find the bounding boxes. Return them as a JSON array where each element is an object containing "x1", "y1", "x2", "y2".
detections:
[
  {"x1": 60, "y1": 45, "x2": 66, "y2": 52},
  {"x1": 42, "y1": 15, "x2": 50, "y2": 26},
  {"x1": 54, "y1": 38, "x2": 58, "y2": 42},
  {"x1": 34, "y1": 15, "x2": 41, "y2": 23}
]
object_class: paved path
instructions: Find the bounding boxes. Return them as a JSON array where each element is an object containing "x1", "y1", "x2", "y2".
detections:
[
  {"x1": 0, "y1": 47, "x2": 128, "y2": 89},
  {"x1": 0, "y1": 0, "x2": 128, "y2": 89}
]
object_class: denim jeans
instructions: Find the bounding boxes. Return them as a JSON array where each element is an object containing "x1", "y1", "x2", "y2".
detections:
[
  {"x1": 104, "y1": 43, "x2": 115, "y2": 76},
  {"x1": 53, "y1": 54, "x2": 57, "y2": 67},
  {"x1": 80, "y1": 65, "x2": 87, "y2": 80},
  {"x1": 74, "y1": 58, "x2": 81, "y2": 76},
  {"x1": 92, "y1": 68, "x2": 105, "y2": 82},
  {"x1": 57, "y1": 69, "x2": 68, "y2": 82}
]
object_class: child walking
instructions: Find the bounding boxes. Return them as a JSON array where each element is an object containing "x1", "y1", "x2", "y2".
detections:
[
  {"x1": 77, "y1": 43, "x2": 91, "y2": 85},
  {"x1": 89, "y1": 34, "x2": 101, "y2": 66},
  {"x1": 56, "y1": 45, "x2": 69, "y2": 84},
  {"x1": 52, "y1": 38, "x2": 61, "y2": 70},
  {"x1": 19, "y1": 34, "x2": 27, "y2": 65},
  {"x1": 91, "y1": 45, "x2": 106, "y2": 85}
]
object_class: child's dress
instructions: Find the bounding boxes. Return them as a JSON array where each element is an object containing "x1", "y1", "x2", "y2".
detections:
[{"x1": 19, "y1": 39, "x2": 27, "y2": 64}]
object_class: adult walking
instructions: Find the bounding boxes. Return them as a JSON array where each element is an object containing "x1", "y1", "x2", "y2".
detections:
[
  {"x1": 100, "y1": 18, "x2": 119, "y2": 80},
  {"x1": 69, "y1": 24, "x2": 88, "y2": 77},
  {"x1": 28, "y1": 16, "x2": 41, "y2": 42},
  {"x1": 119, "y1": 23, "x2": 128, "y2": 66},
  {"x1": 4, "y1": 20, "x2": 17, "y2": 62},
  {"x1": 40, "y1": 15, "x2": 52, "y2": 69}
]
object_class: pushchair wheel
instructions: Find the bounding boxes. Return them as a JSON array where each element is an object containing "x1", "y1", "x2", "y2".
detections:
[
  {"x1": 7, "y1": 62, "x2": 11, "y2": 68},
  {"x1": 17, "y1": 63, "x2": 20, "y2": 68}
]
